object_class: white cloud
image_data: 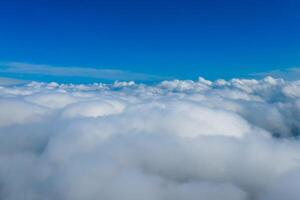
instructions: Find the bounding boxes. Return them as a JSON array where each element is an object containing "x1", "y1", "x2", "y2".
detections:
[{"x1": 1, "y1": 77, "x2": 300, "y2": 199}]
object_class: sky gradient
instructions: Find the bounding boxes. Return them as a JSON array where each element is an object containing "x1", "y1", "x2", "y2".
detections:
[{"x1": 1, "y1": 0, "x2": 300, "y2": 82}]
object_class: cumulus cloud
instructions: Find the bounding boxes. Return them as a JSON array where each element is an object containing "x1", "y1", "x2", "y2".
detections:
[{"x1": 1, "y1": 76, "x2": 300, "y2": 199}]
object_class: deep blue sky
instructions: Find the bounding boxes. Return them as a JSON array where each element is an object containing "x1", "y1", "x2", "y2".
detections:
[{"x1": 0, "y1": 0, "x2": 300, "y2": 82}]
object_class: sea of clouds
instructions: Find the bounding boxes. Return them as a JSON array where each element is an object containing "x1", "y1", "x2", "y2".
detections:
[{"x1": 1, "y1": 76, "x2": 300, "y2": 200}]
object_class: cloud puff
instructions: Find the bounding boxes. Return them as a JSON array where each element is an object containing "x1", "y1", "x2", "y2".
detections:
[{"x1": 1, "y1": 76, "x2": 300, "y2": 199}]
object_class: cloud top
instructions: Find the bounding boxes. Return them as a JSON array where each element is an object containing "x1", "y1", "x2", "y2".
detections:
[{"x1": 1, "y1": 76, "x2": 300, "y2": 199}]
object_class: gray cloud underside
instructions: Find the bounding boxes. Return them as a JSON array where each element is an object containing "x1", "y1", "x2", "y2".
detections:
[{"x1": 1, "y1": 76, "x2": 300, "y2": 200}]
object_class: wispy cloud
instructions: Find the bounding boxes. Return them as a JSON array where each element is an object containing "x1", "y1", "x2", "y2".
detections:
[
  {"x1": 251, "y1": 67, "x2": 300, "y2": 80},
  {"x1": 0, "y1": 77, "x2": 28, "y2": 86},
  {"x1": 0, "y1": 62, "x2": 167, "y2": 81}
]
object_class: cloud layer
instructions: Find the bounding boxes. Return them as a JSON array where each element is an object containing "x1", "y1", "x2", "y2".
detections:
[{"x1": 1, "y1": 76, "x2": 300, "y2": 200}]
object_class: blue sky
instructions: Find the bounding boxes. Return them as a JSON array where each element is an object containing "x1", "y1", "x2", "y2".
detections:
[{"x1": 0, "y1": 0, "x2": 300, "y2": 82}]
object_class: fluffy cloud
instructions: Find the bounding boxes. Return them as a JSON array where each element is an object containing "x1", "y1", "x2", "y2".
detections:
[{"x1": 1, "y1": 76, "x2": 300, "y2": 199}]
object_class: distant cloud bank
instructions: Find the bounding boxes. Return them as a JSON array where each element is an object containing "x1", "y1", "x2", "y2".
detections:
[
  {"x1": 1, "y1": 76, "x2": 300, "y2": 199},
  {"x1": 0, "y1": 77, "x2": 28, "y2": 86},
  {"x1": 0, "y1": 62, "x2": 166, "y2": 81},
  {"x1": 252, "y1": 67, "x2": 300, "y2": 80}
]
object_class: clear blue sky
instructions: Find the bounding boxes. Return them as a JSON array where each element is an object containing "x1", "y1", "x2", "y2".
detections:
[{"x1": 0, "y1": 0, "x2": 300, "y2": 82}]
